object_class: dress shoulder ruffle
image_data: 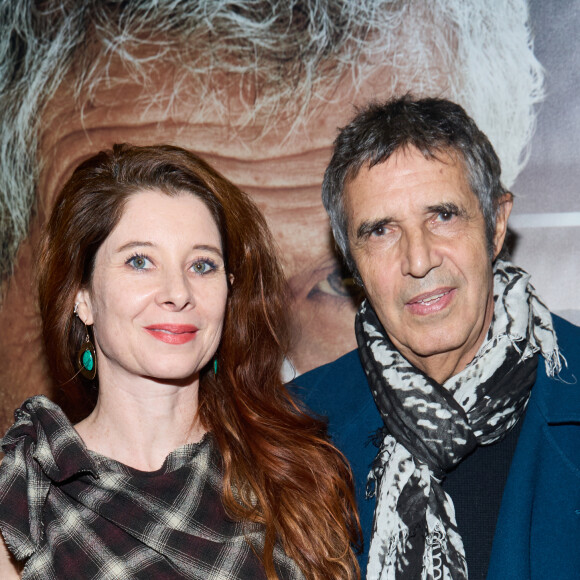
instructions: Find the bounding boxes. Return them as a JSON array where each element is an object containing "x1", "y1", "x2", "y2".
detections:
[{"x1": 0, "y1": 396, "x2": 98, "y2": 560}]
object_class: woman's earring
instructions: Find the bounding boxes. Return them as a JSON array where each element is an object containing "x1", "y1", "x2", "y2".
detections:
[
  {"x1": 77, "y1": 325, "x2": 97, "y2": 380},
  {"x1": 213, "y1": 358, "x2": 218, "y2": 376}
]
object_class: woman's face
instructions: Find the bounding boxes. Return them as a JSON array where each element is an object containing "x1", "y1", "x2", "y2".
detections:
[{"x1": 75, "y1": 189, "x2": 229, "y2": 385}]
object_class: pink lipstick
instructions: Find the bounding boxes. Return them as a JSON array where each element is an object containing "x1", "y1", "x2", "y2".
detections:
[{"x1": 145, "y1": 324, "x2": 198, "y2": 345}]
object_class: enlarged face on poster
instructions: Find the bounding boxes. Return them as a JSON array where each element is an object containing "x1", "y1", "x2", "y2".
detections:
[{"x1": 0, "y1": 0, "x2": 542, "y2": 428}]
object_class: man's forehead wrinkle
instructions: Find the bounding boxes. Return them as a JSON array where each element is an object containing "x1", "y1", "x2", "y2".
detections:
[
  {"x1": 40, "y1": 75, "x2": 338, "y2": 159},
  {"x1": 37, "y1": 117, "x2": 333, "y2": 208},
  {"x1": 44, "y1": 62, "x2": 351, "y2": 151},
  {"x1": 71, "y1": 47, "x2": 333, "y2": 142},
  {"x1": 203, "y1": 145, "x2": 331, "y2": 178},
  {"x1": 40, "y1": 114, "x2": 334, "y2": 163}
]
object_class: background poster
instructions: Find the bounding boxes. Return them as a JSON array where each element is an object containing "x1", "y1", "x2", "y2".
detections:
[
  {"x1": 0, "y1": 1, "x2": 577, "y2": 432},
  {"x1": 510, "y1": 0, "x2": 580, "y2": 326}
]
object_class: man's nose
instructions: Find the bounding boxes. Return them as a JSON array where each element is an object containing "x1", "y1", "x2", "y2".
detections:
[{"x1": 400, "y1": 228, "x2": 442, "y2": 278}]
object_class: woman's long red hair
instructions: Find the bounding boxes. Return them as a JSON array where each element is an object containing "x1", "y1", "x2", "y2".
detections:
[{"x1": 37, "y1": 143, "x2": 361, "y2": 578}]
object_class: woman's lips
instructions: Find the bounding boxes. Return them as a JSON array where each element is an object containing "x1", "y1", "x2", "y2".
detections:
[
  {"x1": 144, "y1": 324, "x2": 198, "y2": 345},
  {"x1": 405, "y1": 287, "x2": 456, "y2": 316}
]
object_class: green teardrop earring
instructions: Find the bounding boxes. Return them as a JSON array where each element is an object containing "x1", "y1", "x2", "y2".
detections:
[
  {"x1": 77, "y1": 325, "x2": 97, "y2": 380},
  {"x1": 213, "y1": 358, "x2": 218, "y2": 376}
]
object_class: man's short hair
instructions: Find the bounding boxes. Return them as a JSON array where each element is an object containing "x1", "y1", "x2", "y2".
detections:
[{"x1": 322, "y1": 95, "x2": 508, "y2": 275}]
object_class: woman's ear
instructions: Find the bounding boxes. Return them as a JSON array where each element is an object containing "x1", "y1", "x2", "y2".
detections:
[{"x1": 74, "y1": 288, "x2": 94, "y2": 325}]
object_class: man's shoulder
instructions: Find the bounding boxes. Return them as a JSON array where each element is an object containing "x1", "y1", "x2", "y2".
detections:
[
  {"x1": 296, "y1": 349, "x2": 365, "y2": 388},
  {"x1": 294, "y1": 349, "x2": 367, "y2": 403},
  {"x1": 553, "y1": 313, "x2": 580, "y2": 350},
  {"x1": 532, "y1": 313, "x2": 580, "y2": 421},
  {"x1": 292, "y1": 349, "x2": 379, "y2": 429}
]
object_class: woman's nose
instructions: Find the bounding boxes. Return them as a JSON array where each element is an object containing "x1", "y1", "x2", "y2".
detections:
[{"x1": 156, "y1": 269, "x2": 195, "y2": 310}]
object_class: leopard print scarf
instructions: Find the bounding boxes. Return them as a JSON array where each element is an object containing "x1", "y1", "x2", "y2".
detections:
[{"x1": 356, "y1": 260, "x2": 561, "y2": 580}]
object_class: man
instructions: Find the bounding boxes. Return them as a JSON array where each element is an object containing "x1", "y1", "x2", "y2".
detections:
[
  {"x1": 0, "y1": 0, "x2": 543, "y2": 430},
  {"x1": 296, "y1": 96, "x2": 580, "y2": 579}
]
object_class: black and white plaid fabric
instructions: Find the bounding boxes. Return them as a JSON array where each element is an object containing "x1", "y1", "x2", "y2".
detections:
[
  {"x1": 357, "y1": 260, "x2": 562, "y2": 580},
  {"x1": 0, "y1": 396, "x2": 304, "y2": 579}
]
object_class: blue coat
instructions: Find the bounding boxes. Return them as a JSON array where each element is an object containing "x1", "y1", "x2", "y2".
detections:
[{"x1": 294, "y1": 315, "x2": 580, "y2": 579}]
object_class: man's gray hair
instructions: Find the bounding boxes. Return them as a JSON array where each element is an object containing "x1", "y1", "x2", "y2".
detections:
[
  {"x1": 323, "y1": 95, "x2": 509, "y2": 276},
  {"x1": 0, "y1": 0, "x2": 543, "y2": 287}
]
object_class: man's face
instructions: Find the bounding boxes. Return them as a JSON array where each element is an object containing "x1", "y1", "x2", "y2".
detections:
[
  {"x1": 345, "y1": 147, "x2": 511, "y2": 382},
  {"x1": 0, "y1": 60, "x2": 404, "y2": 427}
]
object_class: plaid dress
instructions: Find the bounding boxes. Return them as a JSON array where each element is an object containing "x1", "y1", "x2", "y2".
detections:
[{"x1": 0, "y1": 396, "x2": 304, "y2": 579}]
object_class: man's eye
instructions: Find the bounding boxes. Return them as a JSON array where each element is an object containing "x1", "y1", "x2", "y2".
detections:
[
  {"x1": 437, "y1": 210, "x2": 455, "y2": 222},
  {"x1": 370, "y1": 225, "x2": 386, "y2": 237}
]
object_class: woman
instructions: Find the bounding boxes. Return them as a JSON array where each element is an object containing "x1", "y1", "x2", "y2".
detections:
[{"x1": 0, "y1": 144, "x2": 361, "y2": 579}]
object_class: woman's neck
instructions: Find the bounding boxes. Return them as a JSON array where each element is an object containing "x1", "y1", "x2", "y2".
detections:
[{"x1": 75, "y1": 374, "x2": 206, "y2": 471}]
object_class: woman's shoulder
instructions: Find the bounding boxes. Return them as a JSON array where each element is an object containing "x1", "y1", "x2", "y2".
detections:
[
  {"x1": 2, "y1": 395, "x2": 65, "y2": 436},
  {"x1": 1, "y1": 393, "x2": 98, "y2": 482},
  {"x1": 2, "y1": 395, "x2": 92, "y2": 471},
  {"x1": 0, "y1": 395, "x2": 98, "y2": 564}
]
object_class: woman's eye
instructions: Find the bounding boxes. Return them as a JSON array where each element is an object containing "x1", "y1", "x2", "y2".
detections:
[
  {"x1": 191, "y1": 260, "x2": 215, "y2": 274},
  {"x1": 127, "y1": 255, "x2": 151, "y2": 270}
]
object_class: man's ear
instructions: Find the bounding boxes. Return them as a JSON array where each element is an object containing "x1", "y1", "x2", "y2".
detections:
[
  {"x1": 492, "y1": 193, "x2": 513, "y2": 259},
  {"x1": 74, "y1": 288, "x2": 94, "y2": 325}
]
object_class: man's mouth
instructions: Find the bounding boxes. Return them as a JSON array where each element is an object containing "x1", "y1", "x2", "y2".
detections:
[
  {"x1": 414, "y1": 290, "x2": 451, "y2": 305},
  {"x1": 406, "y1": 288, "x2": 455, "y2": 314}
]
